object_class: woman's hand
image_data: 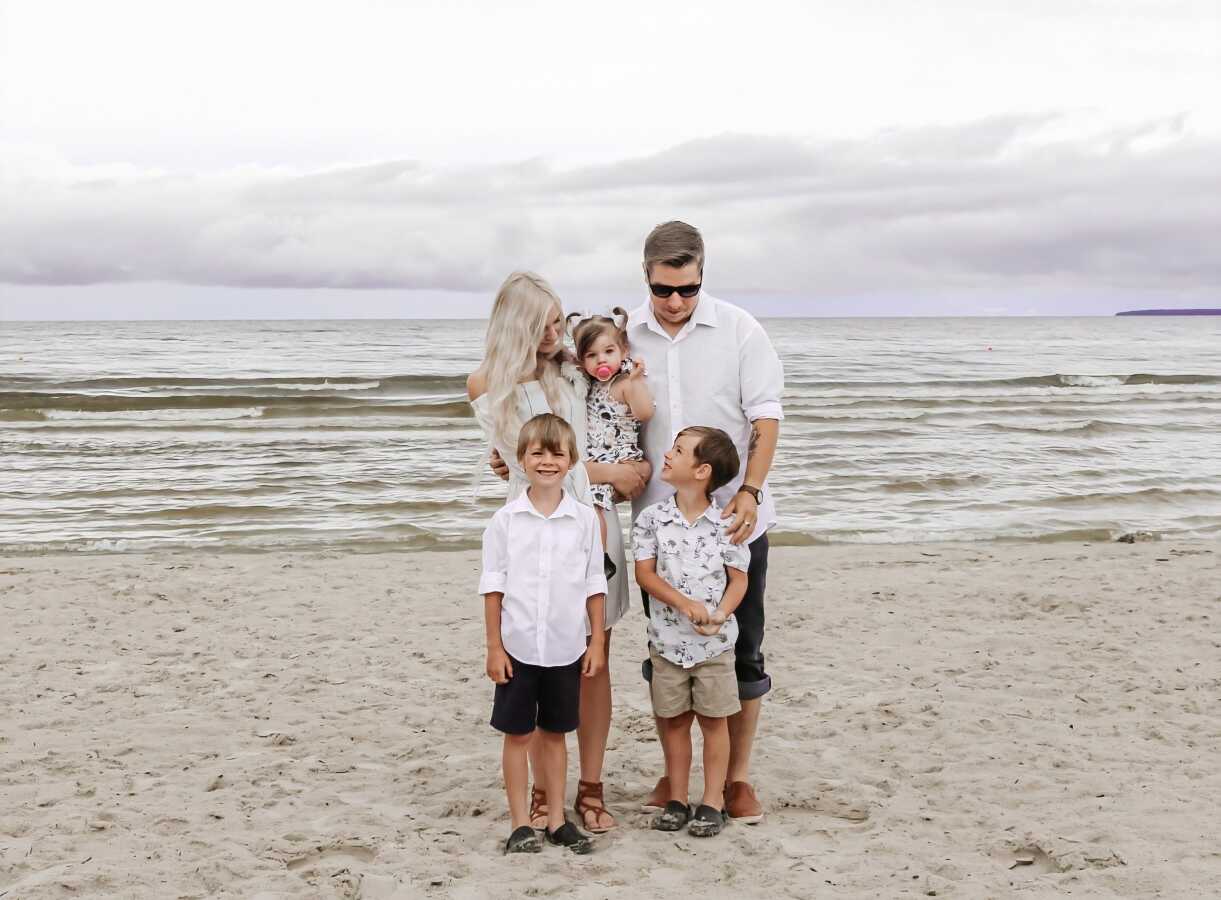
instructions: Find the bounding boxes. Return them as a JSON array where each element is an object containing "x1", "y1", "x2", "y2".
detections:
[
  {"x1": 607, "y1": 463, "x2": 647, "y2": 500},
  {"x1": 488, "y1": 449, "x2": 510, "y2": 482}
]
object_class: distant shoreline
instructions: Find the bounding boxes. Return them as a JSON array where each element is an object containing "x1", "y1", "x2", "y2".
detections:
[{"x1": 1115, "y1": 309, "x2": 1221, "y2": 316}]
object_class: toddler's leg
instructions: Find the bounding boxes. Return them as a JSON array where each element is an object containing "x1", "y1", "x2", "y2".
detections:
[
  {"x1": 503, "y1": 731, "x2": 535, "y2": 829},
  {"x1": 596, "y1": 506, "x2": 616, "y2": 580},
  {"x1": 695, "y1": 714, "x2": 730, "y2": 810}
]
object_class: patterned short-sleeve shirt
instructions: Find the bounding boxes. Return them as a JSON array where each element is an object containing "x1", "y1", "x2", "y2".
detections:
[{"x1": 632, "y1": 496, "x2": 751, "y2": 668}]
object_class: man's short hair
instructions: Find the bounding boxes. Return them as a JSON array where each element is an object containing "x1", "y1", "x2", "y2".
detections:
[
  {"x1": 643, "y1": 221, "x2": 704, "y2": 276},
  {"x1": 677, "y1": 426, "x2": 739, "y2": 496},
  {"x1": 516, "y1": 413, "x2": 580, "y2": 463}
]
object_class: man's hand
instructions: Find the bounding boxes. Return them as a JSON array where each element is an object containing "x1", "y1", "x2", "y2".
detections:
[
  {"x1": 722, "y1": 489, "x2": 758, "y2": 545},
  {"x1": 582, "y1": 640, "x2": 606, "y2": 678},
  {"x1": 486, "y1": 647, "x2": 513, "y2": 684},
  {"x1": 488, "y1": 448, "x2": 510, "y2": 482}
]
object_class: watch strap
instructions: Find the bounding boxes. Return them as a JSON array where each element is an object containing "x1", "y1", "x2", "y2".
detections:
[{"x1": 738, "y1": 484, "x2": 762, "y2": 502}]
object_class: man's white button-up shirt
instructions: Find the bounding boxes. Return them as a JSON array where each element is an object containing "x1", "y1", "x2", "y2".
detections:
[
  {"x1": 627, "y1": 293, "x2": 785, "y2": 544},
  {"x1": 479, "y1": 490, "x2": 608, "y2": 667}
]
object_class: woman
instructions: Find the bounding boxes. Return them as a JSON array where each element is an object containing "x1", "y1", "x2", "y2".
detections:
[{"x1": 467, "y1": 271, "x2": 644, "y2": 833}]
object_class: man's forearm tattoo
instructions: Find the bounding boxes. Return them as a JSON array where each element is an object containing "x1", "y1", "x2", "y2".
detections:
[{"x1": 749, "y1": 424, "x2": 760, "y2": 454}]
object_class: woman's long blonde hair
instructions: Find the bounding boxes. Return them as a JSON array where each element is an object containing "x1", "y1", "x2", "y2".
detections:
[{"x1": 481, "y1": 271, "x2": 568, "y2": 450}]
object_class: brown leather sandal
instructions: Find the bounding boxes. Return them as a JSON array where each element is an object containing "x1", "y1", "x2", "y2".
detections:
[
  {"x1": 529, "y1": 784, "x2": 548, "y2": 829},
  {"x1": 574, "y1": 779, "x2": 617, "y2": 833}
]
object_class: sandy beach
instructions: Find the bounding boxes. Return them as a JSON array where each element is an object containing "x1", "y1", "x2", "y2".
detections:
[{"x1": 1, "y1": 540, "x2": 1218, "y2": 898}]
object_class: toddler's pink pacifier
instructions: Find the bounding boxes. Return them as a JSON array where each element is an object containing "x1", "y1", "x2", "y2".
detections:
[{"x1": 595, "y1": 364, "x2": 614, "y2": 380}]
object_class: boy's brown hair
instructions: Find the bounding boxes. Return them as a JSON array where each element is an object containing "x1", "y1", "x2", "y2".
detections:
[
  {"x1": 676, "y1": 426, "x2": 740, "y2": 497},
  {"x1": 643, "y1": 220, "x2": 704, "y2": 277},
  {"x1": 516, "y1": 413, "x2": 580, "y2": 464}
]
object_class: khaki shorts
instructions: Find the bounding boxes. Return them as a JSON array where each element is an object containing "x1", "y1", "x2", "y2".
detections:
[{"x1": 649, "y1": 647, "x2": 742, "y2": 719}]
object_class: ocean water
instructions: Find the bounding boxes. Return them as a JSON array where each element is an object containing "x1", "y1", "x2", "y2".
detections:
[{"x1": 2, "y1": 316, "x2": 1219, "y2": 554}]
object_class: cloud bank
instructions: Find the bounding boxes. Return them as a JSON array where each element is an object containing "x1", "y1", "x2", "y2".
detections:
[{"x1": 2, "y1": 116, "x2": 1218, "y2": 304}]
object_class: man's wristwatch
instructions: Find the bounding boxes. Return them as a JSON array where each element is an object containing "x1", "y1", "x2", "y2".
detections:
[{"x1": 737, "y1": 484, "x2": 762, "y2": 503}]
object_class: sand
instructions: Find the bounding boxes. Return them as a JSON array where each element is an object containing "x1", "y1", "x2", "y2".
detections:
[{"x1": 1, "y1": 540, "x2": 1218, "y2": 898}]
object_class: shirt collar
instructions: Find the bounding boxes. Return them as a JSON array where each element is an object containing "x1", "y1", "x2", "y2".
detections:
[
  {"x1": 628, "y1": 293, "x2": 719, "y2": 340},
  {"x1": 661, "y1": 494, "x2": 723, "y2": 527},
  {"x1": 508, "y1": 489, "x2": 580, "y2": 520}
]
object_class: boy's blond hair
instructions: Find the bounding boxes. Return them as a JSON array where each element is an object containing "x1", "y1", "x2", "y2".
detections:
[{"x1": 516, "y1": 413, "x2": 580, "y2": 464}]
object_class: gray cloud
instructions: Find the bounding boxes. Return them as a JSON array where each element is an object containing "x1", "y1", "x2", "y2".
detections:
[{"x1": 2, "y1": 115, "x2": 1218, "y2": 304}]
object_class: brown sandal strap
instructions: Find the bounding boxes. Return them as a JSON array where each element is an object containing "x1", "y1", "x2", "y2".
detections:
[
  {"x1": 575, "y1": 779, "x2": 604, "y2": 803},
  {"x1": 574, "y1": 780, "x2": 616, "y2": 832},
  {"x1": 530, "y1": 784, "x2": 547, "y2": 820}
]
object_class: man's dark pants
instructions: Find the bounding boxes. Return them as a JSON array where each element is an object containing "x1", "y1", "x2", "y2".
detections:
[{"x1": 641, "y1": 532, "x2": 771, "y2": 701}]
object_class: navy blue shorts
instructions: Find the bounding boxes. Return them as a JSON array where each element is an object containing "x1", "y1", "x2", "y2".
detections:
[
  {"x1": 490, "y1": 655, "x2": 582, "y2": 735},
  {"x1": 641, "y1": 532, "x2": 771, "y2": 701}
]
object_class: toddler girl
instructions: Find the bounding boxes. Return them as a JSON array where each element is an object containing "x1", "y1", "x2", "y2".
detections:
[{"x1": 568, "y1": 309, "x2": 654, "y2": 561}]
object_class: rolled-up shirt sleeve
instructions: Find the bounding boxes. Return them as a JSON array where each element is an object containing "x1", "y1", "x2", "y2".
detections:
[
  {"x1": 478, "y1": 513, "x2": 508, "y2": 595},
  {"x1": 740, "y1": 322, "x2": 785, "y2": 422},
  {"x1": 584, "y1": 510, "x2": 609, "y2": 598}
]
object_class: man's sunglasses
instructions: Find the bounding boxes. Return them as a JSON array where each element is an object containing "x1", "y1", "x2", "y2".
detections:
[{"x1": 648, "y1": 282, "x2": 701, "y2": 299}]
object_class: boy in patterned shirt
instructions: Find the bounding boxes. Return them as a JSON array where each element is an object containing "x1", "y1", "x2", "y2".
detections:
[{"x1": 632, "y1": 426, "x2": 749, "y2": 837}]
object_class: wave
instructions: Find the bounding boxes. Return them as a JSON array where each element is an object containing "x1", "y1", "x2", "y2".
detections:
[
  {"x1": 788, "y1": 373, "x2": 1221, "y2": 391},
  {"x1": 0, "y1": 373, "x2": 467, "y2": 392},
  {"x1": 880, "y1": 474, "x2": 990, "y2": 493},
  {"x1": 259, "y1": 400, "x2": 472, "y2": 418},
  {"x1": 980, "y1": 419, "x2": 1161, "y2": 436},
  {"x1": 0, "y1": 409, "x2": 46, "y2": 421},
  {"x1": 1026, "y1": 486, "x2": 1221, "y2": 507},
  {"x1": 0, "y1": 391, "x2": 473, "y2": 418}
]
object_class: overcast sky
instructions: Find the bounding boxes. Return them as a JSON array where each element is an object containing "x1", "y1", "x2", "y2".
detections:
[{"x1": 1, "y1": 0, "x2": 1218, "y2": 318}]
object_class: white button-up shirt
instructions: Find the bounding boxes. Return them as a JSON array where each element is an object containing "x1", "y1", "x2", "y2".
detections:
[
  {"x1": 633, "y1": 496, "x2": 751, "y2": 668},
  {"x1": 479, "y1": 490, "x2": 608, "y2": 667},
  {"x1": 627, "y1": 293, "x2": 785, "y2": 544}
]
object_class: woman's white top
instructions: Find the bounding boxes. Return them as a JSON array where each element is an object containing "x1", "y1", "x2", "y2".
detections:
[
  {"x1": 470, "y1": 378, "x2": 591, "y2": 504},
  {"x1": 478, "y1": 489, "x2": 607, "y2": 667},
  {"x1": 470, "y1": 366, "x2": 630, "y2": 630}
]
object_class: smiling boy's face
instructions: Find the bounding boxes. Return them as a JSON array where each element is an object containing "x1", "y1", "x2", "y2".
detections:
[
  {"x1": 521, "y1": 440, "x2": 573, "y2": 488},
  {"x1": 660, "y1": 433, "x2": 707, "y2": 488}
]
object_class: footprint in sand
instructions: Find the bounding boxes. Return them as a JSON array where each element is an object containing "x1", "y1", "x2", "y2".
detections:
[{"x1": 285, "y1": 842, "x2": 377, "y2": 875}]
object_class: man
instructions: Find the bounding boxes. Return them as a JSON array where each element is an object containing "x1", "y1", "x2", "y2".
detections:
[{"x1": 629, "y1": 220, "x2": 783, "y2": 823}]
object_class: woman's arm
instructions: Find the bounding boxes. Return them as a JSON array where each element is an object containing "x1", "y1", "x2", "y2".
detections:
[
  {"x1": 466, "y1": 368, "x2": 487, "y2": 401},
  {"x1": 468, "y1": 369, "x2": 517, "y2": 483},
  {"x1": 585, "y1": 461, "x2": 646, "y2": 500}
]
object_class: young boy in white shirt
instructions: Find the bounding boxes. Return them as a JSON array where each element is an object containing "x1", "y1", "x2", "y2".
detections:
[
  {"x1": 480, "y1": 413, "x2": 608, "y2": 855},
  {"x1": 632, "y1": 426, "x2": 750, "y2": 838}
]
